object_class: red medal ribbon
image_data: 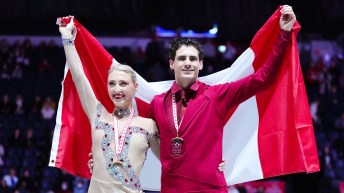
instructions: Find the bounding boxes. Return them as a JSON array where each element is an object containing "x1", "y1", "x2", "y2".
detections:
[{"x1": 114, "y1": 109, "x2": 134, "y2": 157}]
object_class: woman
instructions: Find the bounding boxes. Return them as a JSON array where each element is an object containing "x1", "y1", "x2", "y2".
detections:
[{"x1": 59, "y1": 17, "x2": 160, "y2": 193}]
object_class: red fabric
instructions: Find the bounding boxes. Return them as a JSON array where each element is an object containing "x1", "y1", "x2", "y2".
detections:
[
  {"x1": 179, "y1": 89, "x2": 187, "y2": 123},
  {"x1": 250, "y1": 7, "x2": 320, "y2": 177},
  {"x1": 54, "y1": 19, "x2": 113, "y2": 179},
  {"x1": 170, "y1": 81, "x2": 199, "y2": 124},
  {"x1": 340, "y1": 181, "x2": 344, "y2": 193},
  {"x1": 161, "y1": 171, "x2": 228, "y2": 193},
  {"x1": 151, "y1": 82, "x2": 228, "y2": 192}
]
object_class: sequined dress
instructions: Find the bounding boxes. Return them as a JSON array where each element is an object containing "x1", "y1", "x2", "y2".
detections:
[
  {"x1": 88, "y1": 103, "x2": 159, "y2": 193},
  {"x1": 61, "y1": 44, "x2": 159, "y2": 193}
]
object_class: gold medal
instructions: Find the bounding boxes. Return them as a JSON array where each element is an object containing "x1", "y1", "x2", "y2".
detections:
[{"x1": 113, "y1": 160, "x2": 124, "y2": 167}]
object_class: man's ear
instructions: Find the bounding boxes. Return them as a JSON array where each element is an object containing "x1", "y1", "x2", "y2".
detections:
[
  {"x1": 199, "y1": 60, "x2": 203, "y2": 70},
  {"x1": 169, "y1": 59, "x2": 174, "y2": 70}
]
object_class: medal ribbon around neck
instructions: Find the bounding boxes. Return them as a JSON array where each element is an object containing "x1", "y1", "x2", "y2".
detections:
[
  {"x1": 113, "y1": 109, "x2": 134, "y2": 157},
  {"x1": 172, "y1": 93, "x2": 182, "y2": 135},
  {"x1": 169, "y1": 93, "x2": 187, "y2": 158}
]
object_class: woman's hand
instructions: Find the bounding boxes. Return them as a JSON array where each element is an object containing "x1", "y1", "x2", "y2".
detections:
[{"x1": 58, "y1": 16, "x2": 75, "y2": 39}]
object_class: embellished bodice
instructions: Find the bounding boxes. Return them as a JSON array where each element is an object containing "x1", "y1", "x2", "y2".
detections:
[{"x1": 90, "y1": 103, "x2": 156, "y2": 192}]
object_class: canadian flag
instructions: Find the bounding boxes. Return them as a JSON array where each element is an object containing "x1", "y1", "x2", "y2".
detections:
[{"x1": 49, "y1": 7, "x2": 319, "y2": 190}]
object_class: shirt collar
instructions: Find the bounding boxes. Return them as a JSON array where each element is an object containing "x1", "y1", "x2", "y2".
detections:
[{"x1": 171, "y1": 80, "x2": 199, "y2": 94}]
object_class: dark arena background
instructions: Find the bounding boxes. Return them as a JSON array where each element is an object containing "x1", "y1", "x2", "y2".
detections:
[{"x1": 0, "y1": 0, "x2": 344, "y2": 193}]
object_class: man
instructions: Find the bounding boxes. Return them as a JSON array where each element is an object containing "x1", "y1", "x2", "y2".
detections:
[{"x1": 146, "y1": 5, "x2": 296, "y2": 193}]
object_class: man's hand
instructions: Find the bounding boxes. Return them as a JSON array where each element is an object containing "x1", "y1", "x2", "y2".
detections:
[
  {"x1": 88, "y1": 152, "x2": 93, "y2": 174},
  {"x1": 279, "y1": 5, "x2": 296, "y2": 32},
  {"x1": 218, "y1": 160, "x2": 226, "y2": 172}
]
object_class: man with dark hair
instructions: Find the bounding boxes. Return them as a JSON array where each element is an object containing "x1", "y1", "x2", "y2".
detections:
[{"x1": 146, "y1": 5, "x2": 296, "y2": 193}]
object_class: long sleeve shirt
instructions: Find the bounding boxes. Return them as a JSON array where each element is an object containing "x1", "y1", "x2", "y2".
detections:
[{"x1": 147, "y1": 30, "x2": 291, "y2": 193}]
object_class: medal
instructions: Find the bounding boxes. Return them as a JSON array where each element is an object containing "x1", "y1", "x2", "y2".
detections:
[
  {"x1": 113, "y1": 109, "x2": 134, "y2": 166},
  {"x1": 168, "y1": 93, "x2": 187, "y2": 158},
  {"x1": 168, "y1": 136, "x2": 186, "y2": 158},
  {"x1": 113, "y1": 160, "x2": 124, "y2": 167}
]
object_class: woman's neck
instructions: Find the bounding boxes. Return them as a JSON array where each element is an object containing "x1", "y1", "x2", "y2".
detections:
[{"x1": 114, "y1": 106, "x2": 131, "y2": 118}]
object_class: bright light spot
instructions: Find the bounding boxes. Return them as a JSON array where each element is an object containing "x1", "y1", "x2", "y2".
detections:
[
  {"x1": 209, "y1": 24, "x2": 218, "y2": 35},
  {"x1": 218, "y1": 45, "x2": 226, "y2": 53}
]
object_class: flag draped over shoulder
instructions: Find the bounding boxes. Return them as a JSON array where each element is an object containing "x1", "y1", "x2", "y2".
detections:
[{"x1": 49, "y1": 7, "x2": 319, "y2": 190}]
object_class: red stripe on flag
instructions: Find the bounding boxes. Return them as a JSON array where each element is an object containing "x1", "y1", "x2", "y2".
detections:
[
  {"x1": 135, "y1": 97, "x2": 150, "y2": 117},
  {"x1": 57, "y1": 72, "x2": 92, "y2": 178},
  {"x1": 73, "y1": 19, "x2": 114, "y2": 113},
  {"x1": 225, "y1": 105, "x2": 239, "y2": 123},
  {"x1": 55, "y1": 19, "x2": 115, "y2": 178},
  {"x1": 250, "y1": 7, "x2": 319, "y2": 178}
]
